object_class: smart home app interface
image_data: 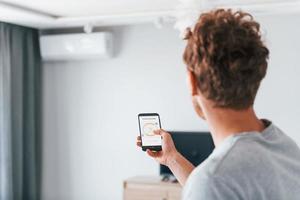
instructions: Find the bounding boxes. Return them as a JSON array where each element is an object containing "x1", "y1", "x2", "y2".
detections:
[{"x1": 139, "y1": 115, "x2": 161, "y2": 146}]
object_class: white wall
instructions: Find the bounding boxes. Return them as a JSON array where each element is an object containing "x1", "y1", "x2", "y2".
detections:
[{"x1": 42, "y1": 13, "x2": 300, "y2": 200}]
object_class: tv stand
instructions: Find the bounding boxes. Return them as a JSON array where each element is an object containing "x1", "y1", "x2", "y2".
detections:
[{"x1": 123, "y1": 176, "x2": 182, "y2": 200}]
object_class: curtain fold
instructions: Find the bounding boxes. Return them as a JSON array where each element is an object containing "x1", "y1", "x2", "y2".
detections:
[{"x1": 0, "y1": 22, "x2": 41, "y2": 200}]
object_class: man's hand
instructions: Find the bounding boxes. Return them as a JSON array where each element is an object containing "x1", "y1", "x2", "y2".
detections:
[
  {"x1": 136, "y1": 129, "x2": 195, "y2": 185},
  {"x1": 136, "y1": 129, "x2": 178, "y2": 166}
]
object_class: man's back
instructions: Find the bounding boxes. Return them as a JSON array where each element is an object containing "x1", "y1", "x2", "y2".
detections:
[{"x1": 183, "y1": 121, "x2": 300, "y2": 200}]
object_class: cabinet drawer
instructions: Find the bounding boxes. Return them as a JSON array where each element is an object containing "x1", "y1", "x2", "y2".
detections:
[
  {"x1": 168, "y1": 190, "x2": 181, "y2": 200},
  {"x1": 124, "y1": 188, "x2": 167, "y2": 200},
  {"x1": 123, "y1": 177, "x2": 182, "y2": 200}
]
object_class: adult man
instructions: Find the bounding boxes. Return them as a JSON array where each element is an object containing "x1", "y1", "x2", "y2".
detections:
[{"x1": 137, "y1": 9, "x2": 300, "y2": 199}]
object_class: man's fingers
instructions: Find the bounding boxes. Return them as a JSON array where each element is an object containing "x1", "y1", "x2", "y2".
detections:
[
  {"x1": 136, "y1": 141, "x2": 142, "y2": 147},
  {"x1": 136, "y1": 135, "x2": 142, "y2": 147},
  {"x1": 146, "y1": 149, "x2": 157, "y2": 157},
  {"x1": 146, "y1": 149, "x2": 160, "y2": 157}
]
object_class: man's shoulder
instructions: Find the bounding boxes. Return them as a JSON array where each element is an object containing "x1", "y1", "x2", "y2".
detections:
[
  {"x1": 183, "y1": 135, "x2": 252, "y2": 194},
  {"x1": 182, "y1": 129, "x2": 271, "y2": 199},
  {"x1": 183, "y1": 158, "x2": 243, "y2": 200},
  {"x1": 199, "y1": 124, "x2": 300, "y2": 177},
  {"x1": 195, "y1": 134, "x2": 259, "y2": 177},
  {"x1": 183, "y1": 124, "x2": 300, "y2": 199}
]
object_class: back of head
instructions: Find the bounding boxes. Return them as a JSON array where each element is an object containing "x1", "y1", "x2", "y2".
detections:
[{"x1": 183, "y1": 9, "x2": 269, "y2": 110}]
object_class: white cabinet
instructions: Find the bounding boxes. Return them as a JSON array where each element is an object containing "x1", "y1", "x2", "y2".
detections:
[{"x1": 123, "y1": 176, "x2": 182, "y2": 200}]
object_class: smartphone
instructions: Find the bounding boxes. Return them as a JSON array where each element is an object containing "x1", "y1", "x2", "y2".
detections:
[{"x1": 138, "y1": 113, "x2": 162, "y2": 151}]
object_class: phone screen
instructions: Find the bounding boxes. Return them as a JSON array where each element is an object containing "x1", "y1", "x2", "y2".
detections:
[{"x1": 138, "y1": 114, "x2": 162, "y2": 148}]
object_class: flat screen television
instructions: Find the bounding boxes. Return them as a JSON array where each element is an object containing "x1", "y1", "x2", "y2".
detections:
[{"x1": 160, "y1": 131, "x2": 214, "y2": 176}]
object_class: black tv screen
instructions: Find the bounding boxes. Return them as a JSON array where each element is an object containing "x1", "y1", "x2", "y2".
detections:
[{"x1": 160, "y1": 131, "x2": 214, "y2": 175}]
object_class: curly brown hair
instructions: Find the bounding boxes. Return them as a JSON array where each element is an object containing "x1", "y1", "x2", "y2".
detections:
[{"x1": 183, "y1": 9, "x2": 269, "y2": 110}]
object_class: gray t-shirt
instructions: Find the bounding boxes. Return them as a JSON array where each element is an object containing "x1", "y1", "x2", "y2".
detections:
[{"x1": 183, "y1": 121, "x2": 300, "y2": 200}]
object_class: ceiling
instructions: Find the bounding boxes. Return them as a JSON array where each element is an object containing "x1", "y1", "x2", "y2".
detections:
[
  {"x1": 1, "y1": 0, "x2": 300, "y2": 30},
  {"x1": 1, "y1": 0, "x2": 177, "y2": 17}
]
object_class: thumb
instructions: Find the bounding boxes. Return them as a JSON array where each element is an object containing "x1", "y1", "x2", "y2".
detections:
[
  {"x1": 153, "y1": 129, "x2": 170, "y2": 139},
  {"x1": 153, "y1": 129, "x2": 168, "y2": 136},
  {"x1": 153, "y1": 129, "x2": 162, "y2": 135}
]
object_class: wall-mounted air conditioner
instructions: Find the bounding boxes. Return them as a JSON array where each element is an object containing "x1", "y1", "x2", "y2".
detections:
[{"x1": 39, "y1": 32, "x2": 113, "y2": 61}]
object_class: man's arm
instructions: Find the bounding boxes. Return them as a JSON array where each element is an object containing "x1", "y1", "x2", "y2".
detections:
[
  {"x1": 166, "y1": 150, "x2": 195, "y2": 185},
  {"x1": 137, "y1": 129, "x2": 195, "y2": 186}
]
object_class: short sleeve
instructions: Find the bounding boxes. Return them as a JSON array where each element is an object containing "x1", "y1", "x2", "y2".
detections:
[{"x1": 183, "y1": 173, "x2": 242, "y2": 200}]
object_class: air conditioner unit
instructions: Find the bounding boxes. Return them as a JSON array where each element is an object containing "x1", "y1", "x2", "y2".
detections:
[{"x1": 39, "y1": 32, "x2": 113, "y2": 61}]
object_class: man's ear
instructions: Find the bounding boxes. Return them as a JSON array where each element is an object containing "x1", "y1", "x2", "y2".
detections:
[{"x1": 187, "y1": 70, "x2": 198, "y2": 96}]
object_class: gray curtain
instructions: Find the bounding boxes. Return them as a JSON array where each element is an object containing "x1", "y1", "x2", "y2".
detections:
[{"x1": 0, "y1": 22, "x2": 41, "y2": 200}]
